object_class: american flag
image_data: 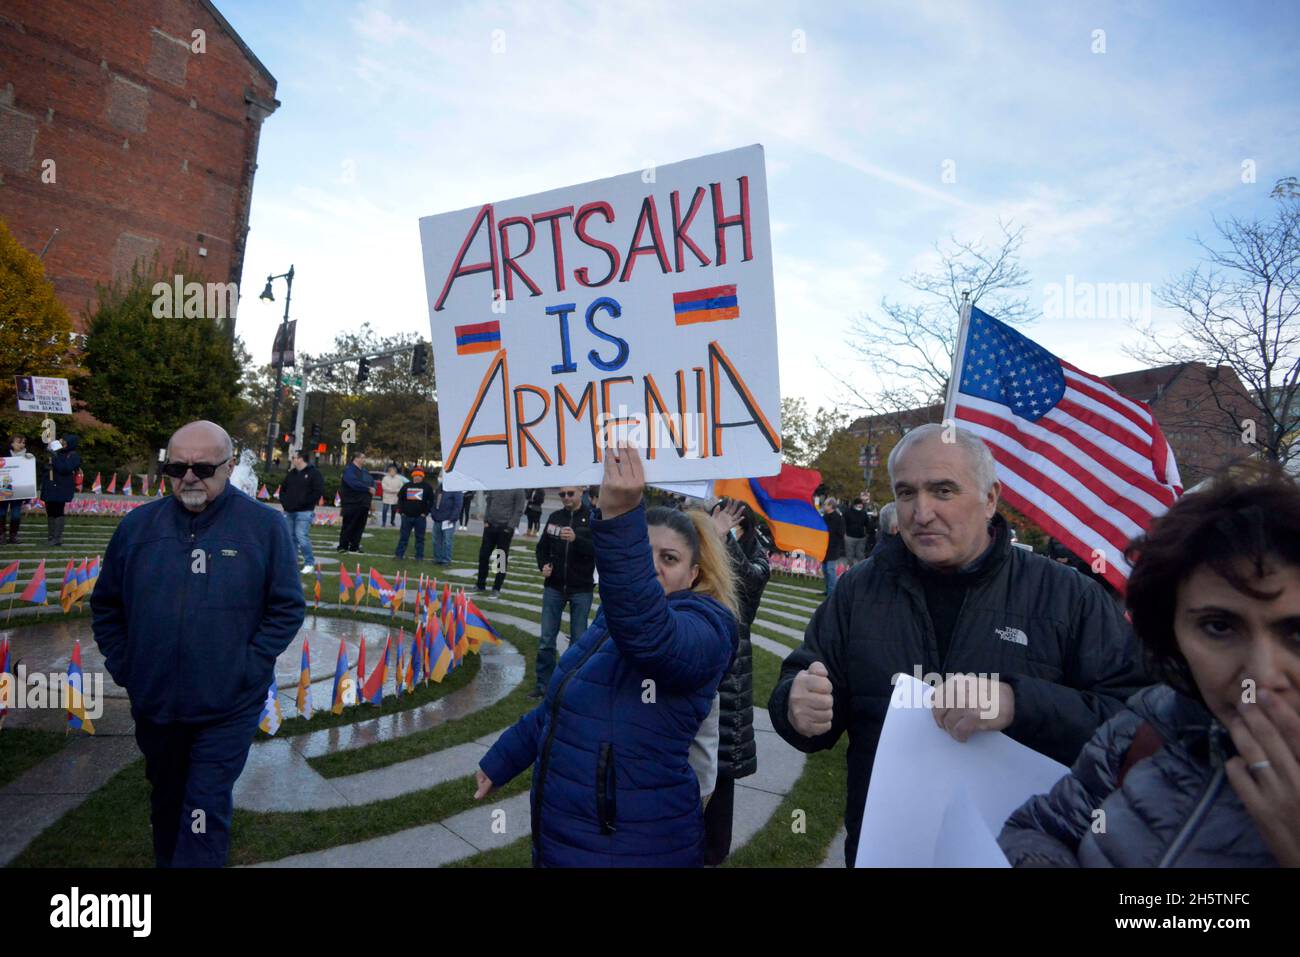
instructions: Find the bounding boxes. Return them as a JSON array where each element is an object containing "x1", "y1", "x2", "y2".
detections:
[{"x1": 946, "y1": 305, "x2": 1182, "y2": 592}]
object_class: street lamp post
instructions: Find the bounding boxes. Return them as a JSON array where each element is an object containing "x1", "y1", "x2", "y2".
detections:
[{"x1": 261, "y1": 265, "x2": 295, "y2": 470}]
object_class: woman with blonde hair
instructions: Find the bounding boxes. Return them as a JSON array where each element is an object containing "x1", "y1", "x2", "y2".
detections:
[{"x1": 474, "y1": 443, "x2": 738, "y2": 866}]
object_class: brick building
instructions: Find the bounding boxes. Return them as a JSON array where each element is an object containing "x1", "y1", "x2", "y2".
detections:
[
  {"x1": 849, "y1": 361, "x2": 1262, "y2": 489},
  {"x1": 0, "y1": 0, "x2": 277, "y2": 332}
]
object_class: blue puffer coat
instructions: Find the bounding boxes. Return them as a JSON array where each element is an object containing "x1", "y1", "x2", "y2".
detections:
[
  {"x1": 998, "y1": 684, "x2": 1280, "y2": 866},
  {"x1": 479, "y1": 503, "x2": 738, "y2": 867}
]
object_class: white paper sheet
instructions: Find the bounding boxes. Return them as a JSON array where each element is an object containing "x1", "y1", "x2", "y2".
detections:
[
  {"x1": 933, "y1": 786, "x2": 1011, "y2": 868},
  {"x1": 854, "y1": 674, "x2": 1069, "y2": 867}
]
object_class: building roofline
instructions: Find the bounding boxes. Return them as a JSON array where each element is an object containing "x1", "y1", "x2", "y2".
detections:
[{"x1": 200, "y1": 0, "x2": 277, "y2": 88}]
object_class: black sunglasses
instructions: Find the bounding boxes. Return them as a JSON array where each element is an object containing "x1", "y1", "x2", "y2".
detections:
[
  {"x1": 161, "y1": 459, "x2": 229, "y2": 480},
  {"x1": 558, "y1": 491, "x2": 577, "y2": 498}
]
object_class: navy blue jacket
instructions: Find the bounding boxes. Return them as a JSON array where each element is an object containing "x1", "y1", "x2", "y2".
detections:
[
  {"x1": 41, "y1": 434, "x2": 81, "y2": 503},
  {"x1": 339, "y1": 463, "x2": 373, "y2": 507},
  {"x1": 479, "y1": 504, "x2": 738, "y2": 867},
  {"x1": 91, "y1": 483, "x2": 305, "y2": 723},
  {"x1": 431, "y1": 488, "x2": 463, "y2": 523}
]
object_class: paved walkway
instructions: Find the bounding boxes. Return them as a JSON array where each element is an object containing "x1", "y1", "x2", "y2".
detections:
[{"x1": 253, "y1": 708, "x2": 804, "y2": 868}]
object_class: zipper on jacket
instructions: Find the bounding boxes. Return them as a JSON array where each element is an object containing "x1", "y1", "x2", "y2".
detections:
[
  {"x1": 532, "y1": 632, "x2": 610, "y2": 861},
  {"x1": 596, "y1": 742, "x2": 617, "y2": 835},
  {"x1": 1156, "y1": 766, "x2": 1225, "y2": 867}
]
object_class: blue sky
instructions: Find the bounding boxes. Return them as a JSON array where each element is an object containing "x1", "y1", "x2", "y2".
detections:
[{"x1": 225, "y1": 0, "x2": 1300, "y2": 414}]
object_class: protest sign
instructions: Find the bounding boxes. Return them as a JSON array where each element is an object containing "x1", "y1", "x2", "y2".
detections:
[
  {"x1": 419, "y1": 145, "x2": 782, "y2": 491},
  {"x1": 0, "y1": 456, "x2": 38, "y2": 501},
  {"x1": 14, "y1": 376, "x2": 71, "y2": 415}
]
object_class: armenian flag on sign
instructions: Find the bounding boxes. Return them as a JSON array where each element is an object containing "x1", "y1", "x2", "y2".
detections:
[
  {"x1": 330, "y1": 638, "x2": 352, "y2": 714},
  {"x1": 713, "y1": 464, "x2": 829, "y2": 561},
  {"x1": 353, "y1": 564, "x2": 365, "y2": 606},
  {"x1": 368, "y1": 568, "x2": 393, "y2": 608},
  {"x1": 672, "y1": 284, "x2": 740, "y2": 325},
  {"x1": 0, "y1": 560, "x2": 17, "y2": 596},
  {"x1": 91, "y1": 472, "x2": 102, "y2": 493},
  {"x1": 20, "y1": 559, "x2": 47, "y2": 605},
  {"x1": 463, "y1": 595, "x2": 502, "y2": 649},
  {"x1": 106, "y1": 473, "x2": 117, "y2": 494},
  {"x1": 66, "y1": 640, "x2": 95, "y2": 735},
  {"x1": 296, "y1": 638, "x2": 313, "y2": 720},
  {"x1": 454, "y1": 320, "x2": 501, "y2": 356},
  {"x1": 339, "y1": 563, "x2": 354, "y2": 603},
  {"x1": 359, "y1": 636, "x2": 390, "y2": 705},
  {"x1": 258, "y1": 680, "x2": 282, "y2": 735}
]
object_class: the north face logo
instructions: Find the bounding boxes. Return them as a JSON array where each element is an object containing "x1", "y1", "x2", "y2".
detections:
[{"x1": 996, "y1": 626, "x2": 1028, "y2": 646}]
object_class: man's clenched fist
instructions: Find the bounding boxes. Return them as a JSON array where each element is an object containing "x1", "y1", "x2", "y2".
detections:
[{"x1": 788, "y1": 660, "x2": 835, "y2": 737}]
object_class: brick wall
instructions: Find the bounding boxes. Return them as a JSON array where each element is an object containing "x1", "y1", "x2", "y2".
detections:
[{"x1": 0, "y1": 0, "x2": 276, "y2": 328}]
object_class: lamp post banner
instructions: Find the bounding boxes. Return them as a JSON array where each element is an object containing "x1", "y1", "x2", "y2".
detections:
[
  {"x1": 418, "y1": 144, "x2": 782, "y2": 491},
  {"x1": 271, "y1": 320, "x2": 297, "y2": 367}
]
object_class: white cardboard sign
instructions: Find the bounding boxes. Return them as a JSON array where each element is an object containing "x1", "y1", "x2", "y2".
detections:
[
  {"x1": 14, "y1": 376, "x2": 72, "y2": 415},
  {"x1": 419, "y1": 145, "x2": 782, "y2": 491}
]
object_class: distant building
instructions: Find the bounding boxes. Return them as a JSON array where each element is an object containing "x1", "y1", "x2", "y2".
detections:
[
  {"x1": 849, "y1": 362, "x2": 1262, "y2": 488},
  {"x1": 0, "y1": 0, "x2": 278, "y2": 333}
]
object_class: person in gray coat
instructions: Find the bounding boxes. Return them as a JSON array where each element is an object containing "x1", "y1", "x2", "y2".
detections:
[
  {"x1": 999, "y1": 465, "x2": 1300, "y2": 867},
  {"x1": 476, "y1": 487, "x2": 527, "y2": 595}
]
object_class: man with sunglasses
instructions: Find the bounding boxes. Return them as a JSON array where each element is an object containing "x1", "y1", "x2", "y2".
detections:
[
  {"x1": 531, "y1": 487, "x2": 595, "y2": 698},
  {"x1": 91, "y1": 420, "x2": 306, "y2": 867}
]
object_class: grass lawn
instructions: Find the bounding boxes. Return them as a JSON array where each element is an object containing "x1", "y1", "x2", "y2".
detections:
[{"x1": 0, "y1": 728, "x2": 69, "y2": 788}]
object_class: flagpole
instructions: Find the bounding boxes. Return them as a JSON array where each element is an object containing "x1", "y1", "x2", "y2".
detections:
[{"x1": 943, "y1": 291, "x2": 974, "y2": 425}]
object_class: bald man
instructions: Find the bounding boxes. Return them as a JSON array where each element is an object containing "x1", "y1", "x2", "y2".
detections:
[{"x1": 91, "y1": 420, "x2": 306, "y2": 867}]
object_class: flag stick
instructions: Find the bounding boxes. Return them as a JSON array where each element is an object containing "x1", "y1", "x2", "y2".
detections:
[{"x1": 942, "y1": 290, "x2": 973, "y2": 424}]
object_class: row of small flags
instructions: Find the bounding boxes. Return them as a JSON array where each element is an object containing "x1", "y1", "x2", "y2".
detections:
[
  {"x1": 0, "y1": 557, "x2": 102, "y2": 612},
  {"x1": 0, "y1": 637, "x2": 96, "y2": 734},
  {"x1": 260, "y1": 574, "x2": 501, "y2": 734}
]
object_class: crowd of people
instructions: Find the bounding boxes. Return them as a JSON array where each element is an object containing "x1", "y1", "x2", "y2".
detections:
[{"x1": 45, "y1": 414, "x2": 1295, "y2": 870}]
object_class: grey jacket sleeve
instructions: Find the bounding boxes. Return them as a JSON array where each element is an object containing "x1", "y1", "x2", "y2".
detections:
[{"x1": 1002, "y1": 577, "x2": 1150, "y2": 766}]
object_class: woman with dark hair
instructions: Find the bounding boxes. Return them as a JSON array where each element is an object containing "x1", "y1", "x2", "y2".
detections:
[
  {"x1": 473, "y1": 443, "x2": 738, "y2": 866},
  {"x1": 40, "y1": 433, "x2": 80, "y2": 547},
  {"x1": 999, "y1": 464, "x2": 1300, "y2": 867}
]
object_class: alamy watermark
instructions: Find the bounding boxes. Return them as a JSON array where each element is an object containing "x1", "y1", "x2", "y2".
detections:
[
  {"x1": 892, "y1": 666, "x2": 1002, "y2": 719},
  {"x1": 0, "y1": 664, "x2": 104, "y2": 719},
  {"x1": 1043, "y1": 275, "x2": 1151, "y2": 322},
  {"x1": 151, "y1": 274, "x2": 238, "y2": 320}
]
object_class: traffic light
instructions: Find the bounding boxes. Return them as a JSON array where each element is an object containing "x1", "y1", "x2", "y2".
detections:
[
  {"x1": 282, "y1": 433, "x2": 292, "y2": 444},
  {"x1": 310, "y1": 422, "x2": 321, "y2": 443},
  {"x1": 357, "y1": 356, "x2": 370, "y2": 383},
  {"x1": 411, "y1": 343, "x2": 429, "y2": 376}
]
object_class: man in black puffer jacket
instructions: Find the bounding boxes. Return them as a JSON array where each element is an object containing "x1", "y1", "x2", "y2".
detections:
[
  {"x1": 769, "y1": 424, "x2": 1150, "y2": 866},
  {"x1": 704, "y1": 503, "x2": 770, "y2": 864}
]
